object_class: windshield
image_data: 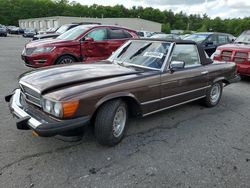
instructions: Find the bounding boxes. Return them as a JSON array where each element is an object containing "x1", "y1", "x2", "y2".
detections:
[
  {"x1": 109, "y1": 40, "x2": 171, "y2": 69},
  {"x1": 235, "y1": 31, "x2": 250, "y2": 44},
  {"x1": 56, "y1": 25, "x2": 70, "y2": 34},
  {"x1": 57, "y1": 26, "x2": 89, "y2": 40},
  {"x1": 184, "y1": 34, "x2": 209, "y2": 42}
]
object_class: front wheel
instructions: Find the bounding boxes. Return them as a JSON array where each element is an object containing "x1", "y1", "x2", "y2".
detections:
[
  {"x1": 55, "y1": 55, "x2": 76, "y2": 65},
  {"x1": 204, "y1": 82, "x2": 223, "y2": 107},
  {"x1": 95, "y1": 99, "x2": 128, "y2": 146}
]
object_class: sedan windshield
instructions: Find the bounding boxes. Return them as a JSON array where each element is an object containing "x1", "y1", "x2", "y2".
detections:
[
  {"x1": 184, "y1": 34, "x2": 209, "y2": 42},
  {"x1": 235, "y1": 31, "x2": 250, "y2": 44},
  {"x1": 109, "y1": 40, "x2": 171, "y2": 69},
  {"x1": 57, "y1": 26, "x2": 89, "y2": 40}
]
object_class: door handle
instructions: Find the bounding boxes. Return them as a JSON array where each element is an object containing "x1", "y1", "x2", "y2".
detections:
[{"x1": 201, "y1": 71, "x2": 208, "y2": 75}]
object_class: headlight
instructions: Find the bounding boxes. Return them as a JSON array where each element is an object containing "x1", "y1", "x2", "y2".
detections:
[
  {"x1": 54, "y1": 102, "x2": 62, "y2": 117},
  {"x1": 33, "y1": 47, "x2": 55, "y2": 54},
  {"x1": 42, "y1": 98, "x2": 79, "y2": 118},
  {"x1": 43, "y1": 99, "x2": 53, "y2": 113},
  {"x1": 214, "y1": 49, "x2": 221, "y2": 56}
]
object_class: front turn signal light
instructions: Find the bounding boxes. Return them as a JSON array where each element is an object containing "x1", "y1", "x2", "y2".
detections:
[{"x1": 62, "y1": 101, "x2": 79, "y2": 117}]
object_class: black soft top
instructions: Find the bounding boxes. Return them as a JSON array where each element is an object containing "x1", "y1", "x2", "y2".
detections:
[{"x1": 131, "y1": 38, "x2": 212, "y2": 65}]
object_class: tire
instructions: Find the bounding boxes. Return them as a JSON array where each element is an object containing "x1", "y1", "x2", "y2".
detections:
[
  {"x1": 55, "y1": 55, "x2": 76, "y2": 65},
  {"x1": 204, "y1": 82, "x2": 223, "y2": 107},
  {"x1": 95, "y1": 99, "x2": 128, "y2": 146}
]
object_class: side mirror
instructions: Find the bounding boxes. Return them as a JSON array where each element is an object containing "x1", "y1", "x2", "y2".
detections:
[
  {"x1": 82, "y1": 37, "x2": 94, "y2": 42},
  {"x1": 170, "y1": 61, "x2": 185, "y2": 71}
]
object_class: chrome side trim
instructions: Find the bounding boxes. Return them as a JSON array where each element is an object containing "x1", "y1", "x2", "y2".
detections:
[
  {"x1": 10, "y1": 89, "x2": 41, "y2": 128},
  {"x1": 143, "y1": 96, "x2": 206, "y2": 117},
  {"x1": 161, "y1": 86, "x2": 210, "y2": 101},
  {"x1": 141, "y1": 86, "x2": 210, "y2": 105},
  {"x1": 19, "y1": 80, "x2": 41, "y2": 94},
  {"x1": 141, "y1": 98, "x2": 161, "y2": 105}
]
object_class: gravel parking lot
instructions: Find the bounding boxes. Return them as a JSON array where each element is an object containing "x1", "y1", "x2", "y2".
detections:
[{"x1": 0, "y1": 36, "x2": 250, "y2": 188}]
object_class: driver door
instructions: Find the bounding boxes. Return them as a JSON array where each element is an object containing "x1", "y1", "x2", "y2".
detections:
[{"x1": 160, "y1": 44, "x2": 209, "y2": 108}]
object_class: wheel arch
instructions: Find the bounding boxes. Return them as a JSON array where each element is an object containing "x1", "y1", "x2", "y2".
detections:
[
  {"x1": 212, "y1": 77, "x2": 230, "y2": 86},
  {"x1": 91, "y1": 92, "x2": 142, "y2": 123}
]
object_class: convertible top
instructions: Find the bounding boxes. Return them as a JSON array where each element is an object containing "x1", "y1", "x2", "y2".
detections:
[
  {"x1": 131, "y1": 38, "x2": 212, "y2": 65},
  {"x1": 133, "y1": 38, "x2": 196, "y2": 45}
]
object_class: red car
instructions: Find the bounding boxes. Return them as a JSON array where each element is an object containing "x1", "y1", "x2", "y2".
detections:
[
  {"x1": 21, "y1": 25, "x2": 138, "y2": 67},
  {"x1": 213, "y1": 30, "x2": 250, "y2": 76}
]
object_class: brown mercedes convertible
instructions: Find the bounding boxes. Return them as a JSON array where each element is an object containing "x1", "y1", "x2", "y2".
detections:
[{"x1": 5, "y1": 39, "x2": 240, "y2": 146}]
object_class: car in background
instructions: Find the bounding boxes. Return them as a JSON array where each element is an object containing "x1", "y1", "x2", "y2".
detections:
[
  {"x1": 22, "y1": 25, "x2": 138, "y2": 67},
  {"x1": 213, "y1": 30, "x2": 250, "y2": 76},
  {"x1": 8, "y1": 26, "x2": 20, "y2": 34},
  {"x1": 137, "y1": 30, "x2": 154, "y2": 38},
  {"x1": 33, "y1": 23, "x2": 84, "y2": 40},
  {"x1": 7, "y1": 39, "x2": 239, "y2": 146},
  {"x1": 0, "y1": 24, "x2": 7, "y2": 37},
  {"x1": 150, "y1": 33, "x2": 181, "y2": 40},
  {"x1": 46, "y1": 27, "x2": 58, "y2": 34},
  {"x1": 23, "y1": 28, "x2": 37, "y2": 38},
  {"x1": 184, "y1": 32, "x2": 235, "y2": 57}
]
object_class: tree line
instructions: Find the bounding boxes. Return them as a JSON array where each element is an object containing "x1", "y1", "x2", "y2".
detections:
[{"x1": 0, "y1": 0, "x2": 249, "y2": 36}]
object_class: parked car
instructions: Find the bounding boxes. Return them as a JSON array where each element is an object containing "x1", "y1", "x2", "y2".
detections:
[
  {"x1": 137, "y1": 30, "x2": 154, "y2": 38},
  {"x1": 22, "y1": 25, "x2": 138, "y2": 67},
  {"x1": 23, "y1": 28, "x2": 37, "y2": 38},
  {"x1": 33, "y1": 24, "x2": 82, "y2": 40},
  {"x1": 0, "y1": 24, "x2": 7, "y2": 37},
  {"x1": 150, "y1": 33, "x2": 181, "y2": 40},
  {"x1": 184, "y1": 32, "x2": 235, "y2": 57},
  {"x1": 6, "y1": 39, "x2": 239, "y2": 146},
  {"x1": 46, "y1": 27, "x2": 58, "y2": 34},
  {"x1": 8, "y1": 26, "x2": 20, "y2": 34},
  {"x1": 213, "y1": 30, "x2": 250, "y2": 76}
]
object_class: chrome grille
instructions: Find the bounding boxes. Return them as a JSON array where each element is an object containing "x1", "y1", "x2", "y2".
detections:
[
  {"x1": 235, "y1": 52, "x2": 248, "y2": 58},
  {"x1": 234, "y1": 58, "x2": 245, "y2": 63},
  {"x1": 20, "y1": 83, "x2": 41, "y2": 107},
  {"x1": 222, "y1": 51, "x2": 232, "y2": 56},
  {"x1": 25, "y1": 48, "x2": 35, "y2": 55}
]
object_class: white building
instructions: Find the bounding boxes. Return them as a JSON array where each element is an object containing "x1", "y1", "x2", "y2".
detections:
[{"x1": 19, "y1": 16, "x2": 162, "y2": 32}]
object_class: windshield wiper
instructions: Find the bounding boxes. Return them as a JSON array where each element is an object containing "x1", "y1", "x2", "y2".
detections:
[
  {"x1": 235, "y1": 41, "x2": 250, "y2": 44},
  {"x1": 129, "y1": 42, "x2": 152, "y2": 60},
  {"x1": 117, "y1": 42, "x2": 132, "y2": 58}
]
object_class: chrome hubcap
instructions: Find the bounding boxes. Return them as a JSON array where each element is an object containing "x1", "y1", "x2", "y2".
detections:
[
  {"x1": 113, "y1": 106, "x2": 126, "y2": 138},
  {"x1": 59, "y1": 58, "x2": 74, "y2": 64},
  {"x1": 210, "y1": 84, "x2": 221, "y2": 103}
]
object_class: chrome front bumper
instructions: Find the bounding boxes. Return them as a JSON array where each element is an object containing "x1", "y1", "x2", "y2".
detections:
[
  {"x1": 6, "y1": 89, "x2": 90, "y2": 137},
  {"x1": 9, "y1": 89, "x2": 41, "y2": 129}
]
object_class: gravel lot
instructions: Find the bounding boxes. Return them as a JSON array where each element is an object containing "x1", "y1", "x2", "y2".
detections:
[{"x1": 0, "y1": 36, "x2": 250, "y2": 188}]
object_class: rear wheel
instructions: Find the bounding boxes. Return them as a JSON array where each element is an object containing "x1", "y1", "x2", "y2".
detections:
[
  {"x1": 95, "y1": 99, "x2": 128, "y2": 146},
  {"x1": 55, "y1": 55, "x2": 76, "y2": 65},
  {"x1": 204, "y1": 82, "x2": 223, "y2": 107}
]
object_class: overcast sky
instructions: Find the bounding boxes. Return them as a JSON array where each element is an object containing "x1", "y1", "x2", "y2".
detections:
[{"x1": 72, "y1": 0, "x2": 250, "y2": 19}]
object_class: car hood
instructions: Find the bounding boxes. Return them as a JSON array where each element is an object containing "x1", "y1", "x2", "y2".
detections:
[
  {"x1": 34, "y1": 33, "x2": 59, "y2": 39},
  {"x1": 19, "y1": 63, "x2": 142, "y2": 94},
  {"x1": 26, "y1": 38, "x2": 74, "y2": 48},
  {"x1": 218, "y1": 43, "x2": 250, "y2": 51}
]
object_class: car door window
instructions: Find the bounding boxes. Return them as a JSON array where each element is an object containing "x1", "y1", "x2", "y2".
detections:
[
  {"x1": 85, "y1": 28, "x2": 107, "y2": 41},
  {"x1": 171, "y1": 44, "x2": 200, "y2": 68},
  {"x1": 109, "y1": 28, "x2": 131, "y2": 39},
  {"x1": 207, "y1": 35, "x2": 218, "y2": 45},
  {"x1": 218, "y1": 35, "x2": 228, "y2": 44}
]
